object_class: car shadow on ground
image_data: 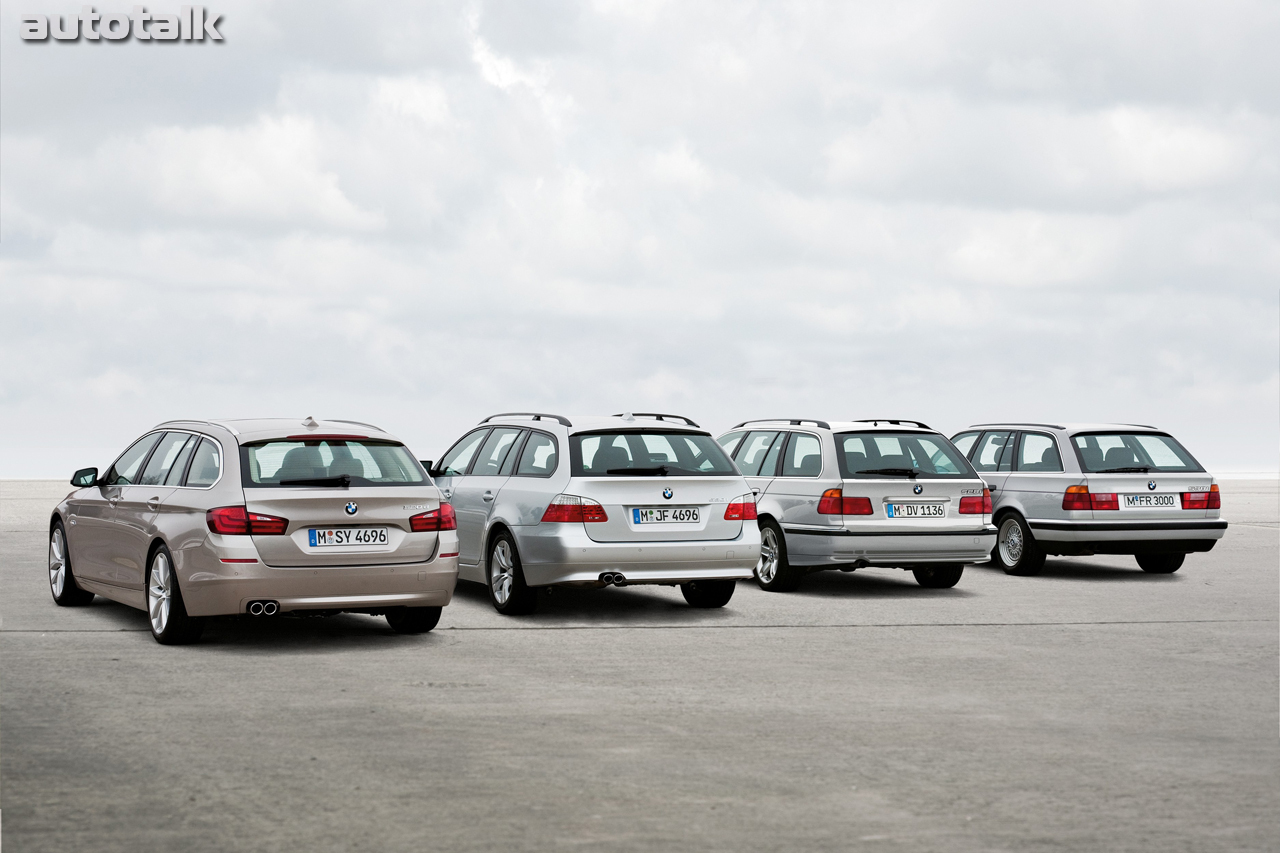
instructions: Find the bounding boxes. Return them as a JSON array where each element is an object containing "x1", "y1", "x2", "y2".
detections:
[
  {"x1": 452, "y1": 579, "x2": 738, "y2": 624},
  {"x1": 967, "y1": 559, "x2": 1183, "y2": 582},
  {"x1": 785, "y1": 569, "x2": 979, "y2": 599}
]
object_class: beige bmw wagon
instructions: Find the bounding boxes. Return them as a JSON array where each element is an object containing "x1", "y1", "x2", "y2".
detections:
[{"x1": 49, "y1": 418, "x2": 459, "y2": 644}]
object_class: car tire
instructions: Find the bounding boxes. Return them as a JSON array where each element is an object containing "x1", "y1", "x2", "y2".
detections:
[
  {"x1": 146, "y1": 544, "x2": 204, "y2": 645},
  {"x1": 755, "y1": 519, "x2": 802, "y2": 592},
  {"x1": 487, "y1": 532, "x2": 538, "y2": 615},
  {"x1": 912, "y1": 564, "x2": 964, "y2": 589},
  {"x1": 681, "y1": 579, "x2": 736, "y2": 608},
  {"x1": 993, "y1": 513, "x2": 1045, "y2": 576},
  {"x1": 49, "y1": 520, "x2": 95, "y2": 607},
  {"x1": 1136, "y1": 553, "x2": 1185, "y2": 574},
  {"x1": 385, "y1": 606, "x2": 442, "y2": 634}
]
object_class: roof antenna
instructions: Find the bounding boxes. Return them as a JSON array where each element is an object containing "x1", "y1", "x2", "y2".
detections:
[
  {"x1": 621, "y1": 412, "x2": 635, "y2": 421},
  {"x1": 302, "y1": 416, "x2": 320, "y2": 429}
]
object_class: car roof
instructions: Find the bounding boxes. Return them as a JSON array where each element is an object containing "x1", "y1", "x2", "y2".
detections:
[
  {"x1": 153, "y1": 418, "x2": 399, "y2": 444},
  {"x1": 724, "y1": 419, "x2": 937, "y2": 434},
  {"x1": 481, "y1": 413, "x2": 707, "y2": 434},
  {"x1": 960, "y1": 422, "x2": 1163, "y2": 434}
]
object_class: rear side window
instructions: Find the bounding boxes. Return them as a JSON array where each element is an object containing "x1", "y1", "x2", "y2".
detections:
[
  {"x1": 186, "y1": 439, "x2": 223, "y2": 487},
  {"x1": 571, "y1": 432, "x2": 736, "y2": 476},
  {"x1": 472, "y1": 428, "x2": 523, "y2": 476},
  {"x1": 781, "y1": 433, "x2": 822, "y2": 477},
  {"x1": 836, "y1": 432, "x2": 975, "y2": 479},
  {"x1": 240, "y1": 439, "x2": 424, "y2": 487},
  {"x1": 164, "y1": 435, "x2": 199, "y2": 485},
  {"x1": 516, "y1": 432, "x2": 558, "y2": 477},
  {"x1": 734, "y1": 431, "x2": 781, "y2": 476},
  {"x1": 139, "y1": 433, "x2": 193, "y2": 485},
  {"x1": 104, "y1": 433, "x2": 162, "y2": 486},
  {"x1": 438, "y1": 429, "x2": 489, "y2": 476},
  {"x1": 951, "y1": 431, "x2": 980, "y2": 458},
  {"x1": 1017, "y1": 433, "x2": 1063, "y2": 472},
  {"x1": 971, "y1": 431, "x2": 1013, "y2": 473},
  {"x1": 1072, "y1": 433, "x2": 1203, "y2": 473}
]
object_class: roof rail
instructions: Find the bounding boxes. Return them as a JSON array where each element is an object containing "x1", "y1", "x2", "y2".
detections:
[
  {"x1": 481, "y1": 412, "x2": 573, "y2": 427},
  {"x1": 971, "y1": 422, "x2": 1066, "y2": 431},
  {"x1": 853, "y1": 419, "x2": 932, "y2": 430},
  {"x1": 329, "y1": 419, "x2": 384, "y2": 432},
  {"x1": 1122, "y1": 423, "x2": 1158, "y2": 430},
  {"x1": 733, "y1": 418, "x2": 831, "y2": 430},
  {"x1": 612, "y1": 412, "x2": 701, "y2": 427}
]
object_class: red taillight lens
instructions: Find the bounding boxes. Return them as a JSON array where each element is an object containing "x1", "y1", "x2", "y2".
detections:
[
  {"x1": 540, "y1": 495, "x2": 608, "y2": 523},
  {"x1": 817, "y1": 489, "x2": 844, "y2": 515},
  {"x1": 411, "y1": 503, "x2": 457, "y2": 532},
  {"x1": 1091, "y1": 493, "x2": 1119, "y2": 511},
  {"x1": 724, "y1": 496, "x2": 759, "y2": 520},
  {"x1": 1062, "y1": 486, "x2": 1091, "y2": 511},
  {"x1": 842, "y1": 496, "x2": 873, "y2": 515},
  {"x1": 206, "y1": 506, "x2": 288, "y2": 535},
  {"x1": 959, "y1": 489, "x2": 993, "y2": 515},
  {"x1": 1182, "y1": 485, "x2": 1221, "y2": 510},
  {"x1": 1208, "y1": 484, "x2": 1221, "y2": 509}
]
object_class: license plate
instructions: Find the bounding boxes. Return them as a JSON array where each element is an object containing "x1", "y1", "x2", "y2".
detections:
[
  {"x1": 308, "y1": 527, "x2": 389, "y2": 547},
  {"x1": 1122, "y1": 494, "x2": 1177, "y2": 509},
  {"x1": 885, "y1": 503, "x2": 946, "y2": 518},
  {"x1": 632, "y1": 506, "x2": 700, "y2": 524}
]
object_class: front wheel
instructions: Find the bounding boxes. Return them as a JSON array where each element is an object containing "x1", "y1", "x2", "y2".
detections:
[
  {"x1": 681, "y1": 579, "x2": 736, "y2": 608},
  {"x1": 386, "y1": 606, "x2": 442, "y2": 634},
  {"x1": 912, "y1": 564, "x2": 964, "y2": 589},
  {"x1": 755, "y1": 520, "x2": 802, "y2": 592},
  {"x1": 49, "y1": 521, "x2": 94, "y2": 606},
  {"x1": 147, "y1": 545, "x2": 204, "y2": 645},
  {"x1": 1136, "y1": 553, "x2": 1185, "y2": 574},
  {"x1": 993, "y1": 514, "x2": 1045, "y2": 576},
  {"x1": 487, "y1": 533, "x2": 538, "y2": 615}
]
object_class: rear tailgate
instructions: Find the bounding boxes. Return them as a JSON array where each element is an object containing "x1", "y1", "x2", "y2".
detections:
[
  {"x1": 573, "y1": 476, "x2": 749, "y2": 543},
  {"x1": 246, "y1": 486, "x2": 442, "y2": 567},
  {"x1": 841, "y1": 477, "x2": 990, "y2": 532},
  {"x1": 1083, "y1": 473, "x2": 1218, "y2": 520}
]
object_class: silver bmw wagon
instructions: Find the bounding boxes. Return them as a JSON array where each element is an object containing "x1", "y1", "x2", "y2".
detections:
[
  {"x1": 428, "y1": 413, "x2": 760, "y2": 614},
  {"x1": 717, "y1": 419, "x2": 997, "y2": 590},
  {"x1": 50, "y1": 418, "x2": 459, "y2": 644}
]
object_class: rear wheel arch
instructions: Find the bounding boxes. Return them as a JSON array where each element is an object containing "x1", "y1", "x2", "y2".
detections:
[{"x1": 483, "y1": 522, "x2": 514, "y2": 568}]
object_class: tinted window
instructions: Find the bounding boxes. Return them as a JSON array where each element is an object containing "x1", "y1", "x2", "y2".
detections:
[
  {"x1": 836, "y1": 432, "x2": 975, "y2": 478},
  {"x1": 734, "y1": 431, "x2": 781, "y2": 476},
  {"x1": 186, "y1": 439, "x2": 223, "y2": 487},
  {"x1": 572, "y1": 432, "x2": 736, "y2": 476},
  {"x1": 781, "y1": 433, "x2": 822, "y2": 477},
  {"x1": 105, "y1": 433, "x2": 162, "y2": 486},
  {"x1": 241, "y1": 439, "x2": 424, "y2": 486},
  {"x1": 1017, "y1": 433, "x2": 1063, "y2": 472},
  {"x1": 1072, "y1": 433, "x2": 1203, "y2": 473},
  {"x1": 164, "y1": 435, "x2": 199, "y2": 485},
  {"x1": 472, "y1": 428, "x2": 523, "y2": 477},
  {"x1": 951, "y1": 431, "x2": 980, "y2": 458},
  {"x1": 516, "y1": 432, "x2": 558, "y2": 476},
  {"x1": 972, "y1": 431, "x2": 1013, "y2": 473},
  {"x1": 139, "y1": 433, "x2": 193, "y2": 486},
  {"x1": 717, "y1": 431, "x2": 746, "y2": 457},
  {"x1": 438, "y1": 429, "x2": 489, "y2": 476},
  {"x1": 499, "y1": 431, "x2": 527, "y2": 476}
]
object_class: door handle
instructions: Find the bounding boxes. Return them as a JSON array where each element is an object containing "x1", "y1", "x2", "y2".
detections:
[{"x1": 482, "y1": 492, "x2": 494, "y2": 502}]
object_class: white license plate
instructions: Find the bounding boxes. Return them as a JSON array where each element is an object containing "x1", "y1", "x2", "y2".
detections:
[
  {"x1": 308, "y1": 527, "x2": 389, "y2": 547},
  {"x1": 632, "y1": 506, "x2": 700, "y2": 524},
  {"x1": 886, "y1": 503, "x2": 946, "y2": 518},
  {"x1": 1122, "y1": 494, "x2": 1177, "y2": 509}
]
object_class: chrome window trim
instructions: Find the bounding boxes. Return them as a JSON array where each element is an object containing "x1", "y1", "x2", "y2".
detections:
[
  {"x1": 779, "y1": 431, "x2": 823, "y2": 479},
  {"x1": 168, "y1": 431, "x2": 225, "y2": 490}
]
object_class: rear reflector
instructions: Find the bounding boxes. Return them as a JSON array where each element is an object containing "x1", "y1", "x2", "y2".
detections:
[
  {"x1": 1181, "y1": 485, "x2": 1221, "y2": 510},
  {"x1": 724, "y1": 496, "x2": 758, "y2": 520},
  {"x1": 959, "y1": 490, "x2": 993, "y2": 514},
  {"x1": 439, "y1": 552, "x2": 459, "y2": 558},
  {"x1": 817, "y1": 489, "x2": 873, "y2": 515},
  {"x1": 411, "y1": 503, "x2": 457, "y2": 531},
  {"x1": 219, "y1": 558, "x2": 259, "y2": 564},
  {"x1": 207, "y1": 506, "x2": 289, "y2": 535},
  {"x1": 541, "y1": 494, "x2": 608, "y2": 523}
]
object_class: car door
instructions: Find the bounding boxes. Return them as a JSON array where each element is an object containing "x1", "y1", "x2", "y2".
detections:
[
  {"x1": 970, "y1": 430, "x2": 1014, "y2": 499},
  {"x1": 732, "y1": 430, "x2": 784, "y2": 499},
  {"x1": 430, "y1": 428, "x2": 491, "y2": 567},
  {"x1": 77, "y1": 432, "x2": 163, "y2": 584},
  {"x1": 451, "y1": 427, "x2": 524, "y2": 567},
  {"x1": 112, "y1": 432, "x2": 193, "y2": 588},
  {"x1": 1004, "y1": 431, "x2": 1068, "y2": 522}
]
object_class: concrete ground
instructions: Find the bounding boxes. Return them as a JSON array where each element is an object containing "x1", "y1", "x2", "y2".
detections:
[{"x1": 1, "y1": 479, "x2": 1276, "y2": 853}]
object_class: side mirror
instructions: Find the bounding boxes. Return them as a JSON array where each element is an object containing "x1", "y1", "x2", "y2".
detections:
[{"x1": 71, "y1": 467, "x2": 98, "y2": 487}]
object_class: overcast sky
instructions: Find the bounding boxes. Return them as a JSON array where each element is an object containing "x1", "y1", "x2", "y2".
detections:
[{"x1": 2, "y1": 0, "x2": 1277, "y2": 477}]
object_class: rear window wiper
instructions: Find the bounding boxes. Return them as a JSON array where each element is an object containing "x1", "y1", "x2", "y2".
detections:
[
  {"x1": 856, "y1": 468, "x2": 921, "y2": 478},
  {"x1": 1095, "y1": 466, "x2": 1150, "y2": 474},
  {"x1": 278, "y1": 474, "x2": 351, "y2": 488}
]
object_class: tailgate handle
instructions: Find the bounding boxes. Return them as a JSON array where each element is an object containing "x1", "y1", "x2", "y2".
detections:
[
  {"x1": 147, "y1": 497, "x2": 161, "y2": 510},
  {"x1": 482, "y1": 491, "x2": 494, "y2": 502}
]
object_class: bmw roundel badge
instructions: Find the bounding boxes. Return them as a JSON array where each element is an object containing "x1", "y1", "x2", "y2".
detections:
[
  {"x1": 345, "y1": 502, "x2": 358, "y2": 515},
  {"x1": 913, "y1": 484, "x2": 923, "y2": 495},
  {"x1": 1148, "y1": 481, "x2": 1157, "y2": 491},
  {"x1": 662, "y1": 488, "x2": 673, "y2": 500}
]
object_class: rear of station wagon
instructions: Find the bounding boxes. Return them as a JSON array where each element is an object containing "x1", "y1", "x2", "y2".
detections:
[{"x1": 950, "y1": 423, "x2": 1227, "y2": 575}]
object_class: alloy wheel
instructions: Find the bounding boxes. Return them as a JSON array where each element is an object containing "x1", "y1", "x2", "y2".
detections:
[
  {"x1": 148, "y1": 551, "x2": 173, "y2": 635},
  {"x1": 757, "y1": 527, "x2": 779, "y2": 583},
  {"x1": 49, "y1": 528, "x2": 66, "y2": 597},
  {"x1": 999, "y1": 518, "x2": 1024, "y2": 565},
  {"x1": 491, "y1": 540, "x2": 515, "y2": 606}
]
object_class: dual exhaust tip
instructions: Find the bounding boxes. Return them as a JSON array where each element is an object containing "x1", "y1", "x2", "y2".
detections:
[
  {"x1": 599, "y1": 572, "x2": 627, "y2": 586},
  {"x1": 247, "y1": 600, "x2": 279, "y2": 617}
]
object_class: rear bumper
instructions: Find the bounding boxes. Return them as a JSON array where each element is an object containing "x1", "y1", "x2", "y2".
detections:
[
  {"x1": 513, "y1": 524, "x2": 759, "y2": 586},
  {"x1": 782, "y1": 525, "x2": 998, "y2": 567},
  {"x1": 1028, "y1": 518, "x2": 1227, "y2": 555}
]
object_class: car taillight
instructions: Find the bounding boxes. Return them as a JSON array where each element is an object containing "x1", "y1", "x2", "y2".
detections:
[
  {"x1": 411, "y1": 503, "x2": 457, "y2": 531},
  {"x1": 959, "y1": 489, "x2": 993, "y2": 514},
  {"x1": 206, "y1": 506, "x2": 288, "y2": 535},
  {"x1": 1181, "y1": 485, "x2": 1221, "y2": 510},
  {"x1": 1208, "y1": 484, "x2": 1221, "y2": 509},
  {"x1": 1091, "y1": 493, "x2": 1119, "y2": 511},
  {"x1": 724, "y1": 495, "x2": 758, "y2": 520},
  {"x1": 541, "y1": 494, "x2": 608, "y2": 523},
  {"x1": 1063, "y1": 486, "x2": 1091, "y2": 511},
  {"x1": 817, "y1": 488, "x2": 874, "y2": 515}
]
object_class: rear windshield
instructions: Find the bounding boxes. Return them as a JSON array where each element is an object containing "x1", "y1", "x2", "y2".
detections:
[
  {"x1": 570, "y1": 431, "x2": 737, "y2": 476},
  {"x1": 1072, "y1": 433, "x2": 1203, "y2": 473},
  {"x1": 241, "y1": 439, "x2": 427, "y2": 487},
  {"x1": 836, "y1": 432, "x2": 977, "y2": 479}
]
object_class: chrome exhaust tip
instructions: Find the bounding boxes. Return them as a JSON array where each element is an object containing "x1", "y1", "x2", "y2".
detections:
[
  {"x1": 598, "y1": 572, "x2": 627, "y2": 586},
  {"x1": 248, "y1": 601, "x2": 265, "y2": 616},
  {"x1": 262, "y1": 601, "x2": 278, "y2": 616}
]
